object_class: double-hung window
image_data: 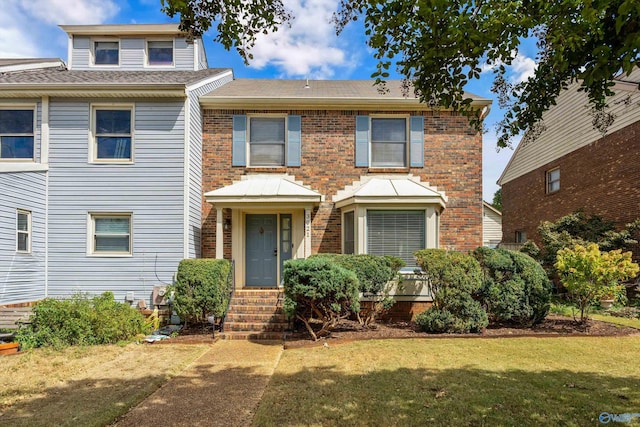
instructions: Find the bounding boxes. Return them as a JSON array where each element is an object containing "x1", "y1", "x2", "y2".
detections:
[
  {"x1": 546, "y1": 168, "x2": 560, "y2": 193},
  {"x1": 92, "y1": 107, "x2": 133, "y2": 162},
  {"x1": 249, "y1": 117, "x2": 286, "y2": 166},
  {"x1": 147, "y1": 40, "x2": 173, "y2": 66},
  {"x1": 367, "y1": 210, "x2": 425, "y2": 267},
  {"x1": 371, "y1": 118, "x2": 407, "y2": 167},
  {"x1": 91, "y1": 214, "x2": 132, "y2": 255},
  {"x1": 94, "y1": 41, "x2": 119, "y2": 66},
  {"x1": 16, "y1": 210, "x2": 31, "y2": 253},
  {"x1": 0, "y1": 109, "x2": 34, "y2": 160}
]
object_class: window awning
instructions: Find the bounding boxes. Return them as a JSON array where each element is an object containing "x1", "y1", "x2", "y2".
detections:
[
  {"x1": 204, "y1": 175, "x2": 323, "y2": 207},
  {"x1": 334, "y1": 176, "x2": 447, "y2": 209}
]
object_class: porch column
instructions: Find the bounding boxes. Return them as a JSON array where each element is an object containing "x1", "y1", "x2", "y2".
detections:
[
  {"x1": 216, "y1": 207, "x2": 224, "y2": 259},
  {"x1": 304, "y1": 207, "x2": 312, "y2": 257}
]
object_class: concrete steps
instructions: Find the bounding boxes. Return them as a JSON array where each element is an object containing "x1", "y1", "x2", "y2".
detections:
[{"x1": 222, "y1": 289, "x2": 289, "y2": 340}]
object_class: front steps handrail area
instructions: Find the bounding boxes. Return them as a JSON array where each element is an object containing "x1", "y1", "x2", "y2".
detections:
[{"x1": 223, "y1": 288, "x2": 288, "y2": 340}]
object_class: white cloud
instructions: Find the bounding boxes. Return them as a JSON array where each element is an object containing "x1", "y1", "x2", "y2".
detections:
[
  {"x1": 0, "y1": 0, "x2": 119, "y2": 58},
  {"x1": 480, "y1": 50, "x2": 538, "y2": 84},
  {"x1": 248, "y1": 0, "x2": 355, "y2": 79}
]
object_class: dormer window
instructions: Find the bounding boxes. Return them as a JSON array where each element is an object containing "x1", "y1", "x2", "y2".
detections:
[
  {"x1": 94, "y1": 41, "x2": 119, "y2": 65},
  {"x1": 147, "y1": 40, "x2": 173, "y2": 66}
]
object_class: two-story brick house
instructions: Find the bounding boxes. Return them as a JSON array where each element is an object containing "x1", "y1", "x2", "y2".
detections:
[
  {"x1": 0, "y1": 24, "x2": 232, "y2": 306},
  {"x1": 199, "y1": 79, "x2": 491, "y2": 299}
]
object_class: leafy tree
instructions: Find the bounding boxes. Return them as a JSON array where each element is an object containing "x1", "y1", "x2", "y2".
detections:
[
  {"x1": 491, "y1": 188, "x2": 502, "y2": 211},
  {"x1": 555, "y1": 243, "x2": 638, "y2": 323},
  {"x1": 162, "y1": 0, "x2": 640, "y2": 147}
]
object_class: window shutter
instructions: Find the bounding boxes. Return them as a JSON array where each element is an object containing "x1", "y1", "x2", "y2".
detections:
[
  {"x1": 287, "y1": 115, "x2": 301, "y2": 167},
  {"x1": 232, "y1": 115, "x2": 246, "y2": 166},
  {"x1": 410, "y1": 115, "x2": 424, "y2": 167},
  {"x1": 355, "y1": 115, "x2": 369, "y2": 167}
]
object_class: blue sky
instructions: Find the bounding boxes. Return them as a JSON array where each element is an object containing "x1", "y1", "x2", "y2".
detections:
[{"x1": 1, "y1": 0, "x2": 537, "y2": 202}]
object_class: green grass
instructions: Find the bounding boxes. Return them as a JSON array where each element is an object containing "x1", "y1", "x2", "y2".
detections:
[
  {"x1": 590, "y1": 313, "x2": 640, "y2": 329},
  {"x1": 550, "y1": 302, "x2": 640, "y2": 329},
  {"x1": 255, "y1": 337, "x2": 640, "y2": 426}
]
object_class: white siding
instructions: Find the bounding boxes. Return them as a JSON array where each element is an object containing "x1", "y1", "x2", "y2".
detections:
[
  {"x1": 186, "y1": 73, "x2": 234, "y2": 258},
  {"x1": 0, "y1": 172, "x2": 47, "y2": 304},
  {"x1": 500, "y1": 68, "x2": 640, "y2": 184},
  {"x1": 174, "y1": 38, "x2": 195, "y2": 70},
  {"x1": 46, "y1": 98, "x2": 186, "y2": 303},
  {"x1": 482, "y1": 203, "x2": 502, "y2": 247},
  {"x1": 71, "y1": 36, "x2": 91, "y2": 69}
]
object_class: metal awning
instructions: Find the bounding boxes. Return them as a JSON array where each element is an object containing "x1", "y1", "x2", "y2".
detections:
[{"x1": 334, "y1": 176, "x2": 447, "y2": 208}]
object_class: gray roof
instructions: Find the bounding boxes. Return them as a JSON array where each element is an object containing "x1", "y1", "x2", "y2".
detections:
[
  {"x1": 0, "y1": 58, "x2": 61, "y2": 67},
  {"x1": 0, "y1": 67, "x2": 231, "y2": 86},
  {"x1": 202, "y1": 79, "x2": 487, "y2": 101}
]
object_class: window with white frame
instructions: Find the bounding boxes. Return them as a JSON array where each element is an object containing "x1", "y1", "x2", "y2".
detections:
[
  {"x1": 249, "y1": 116, "x2": 286, "y2": 166},
  {"x1": 0, "y1": 109, "x2": 34, "y2": 160},
  {"x1": 92, "y1": 107, "x2": 133, "y2": 162},
  {"x1": 370, "y1": 117, "x2": 407, "y2": 167},
  {"x1": 343, "y1": 211, "x2": 355, "y2": 254},
  {"x1": 147, "y1": 40, "x2": 173, "y2": 66},
  {"x1": 367, "y1": 210, "x2": 425, "y2": 266},
  {"x1": 16, "y1": 209, "x2": 31, "y2": 253},
  {"x1": 546, "y1": 168, "x2": 560, "y2": 193},
  {"x1": 94, "y1": 41, "x2": 119, "y2": 65},
  {"x1": 90, "y1": 214, "x2": 132, "y2": 255}
]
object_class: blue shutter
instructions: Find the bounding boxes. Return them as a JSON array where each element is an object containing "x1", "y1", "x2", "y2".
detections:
[
  {"x1": 410, "y1": 115, "x2": 424, "y2": 167},
  {"x1": 232, "y1": 115, "x2": 246, "y2": 167},
  {"x1": 355, "y1": 115, "x2": 369, "y2": 167},
  {"x1": 287, "y1": 115, "x2": 301, "y2": 167}
]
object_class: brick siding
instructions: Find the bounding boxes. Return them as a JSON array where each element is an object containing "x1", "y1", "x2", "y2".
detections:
[
  {"x1": 502, "y1": 120, "x2": 640, "y2": 255},
  {"x1": 202, "y1": 109, "x2": 483, "y2": 258}
]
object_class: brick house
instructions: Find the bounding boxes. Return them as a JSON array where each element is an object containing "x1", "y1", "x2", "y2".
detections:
[
  {"x1": 200, "y1": 79, "x2": 490, "y2": 303},
  {"x1": 498, "y1": 69, "x2": 640, "y2": 252}
]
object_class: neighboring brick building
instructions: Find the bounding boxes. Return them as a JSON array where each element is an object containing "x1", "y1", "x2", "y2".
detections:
[
  {"x1": 498, "y1": 69, "x2": 640, "y2": 251},
  {"x1": 199, "y1": 79, "x2": 490, "y2": 298}
]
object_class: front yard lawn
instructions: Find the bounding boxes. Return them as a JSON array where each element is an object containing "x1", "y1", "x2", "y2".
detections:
[
  {"x1": 255, "y1": 337, "x2": 640, "y2": 426},
  {"x1": 0, "y1": 343, "x2": 209, "y2": 426}
]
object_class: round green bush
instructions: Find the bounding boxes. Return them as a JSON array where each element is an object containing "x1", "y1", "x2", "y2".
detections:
[{"x1": 473, "y1": 247, "x2": 552, "y2": 326}]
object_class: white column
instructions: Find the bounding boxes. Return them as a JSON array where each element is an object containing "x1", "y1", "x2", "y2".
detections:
[
  {"x1": 216, "y1": 207, "x2": 224, "y2": 259},
  {"x1": 304, "y1": 207, "x2": 312, "y2": 257}
]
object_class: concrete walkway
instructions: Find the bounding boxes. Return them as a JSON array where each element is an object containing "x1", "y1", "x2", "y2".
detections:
[{"x1": 116, "y1": 341, "x2": 284, "y2": 427}]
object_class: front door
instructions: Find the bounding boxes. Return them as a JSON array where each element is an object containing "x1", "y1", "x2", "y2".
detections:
[{"x1": 245, "y1": 214, "x2": 277, "y2": 287}]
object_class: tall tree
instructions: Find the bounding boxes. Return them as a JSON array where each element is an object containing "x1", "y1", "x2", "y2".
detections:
[
  {"x1": 491, "y1": 188, "x2": 502, "y2": 211},
  {"x1": 162, "y1": 0, "x2": 640, "y2": 147}
]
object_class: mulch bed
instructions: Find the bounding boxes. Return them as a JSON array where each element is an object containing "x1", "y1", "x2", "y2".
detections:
[{"x1": 160, "y1": 315, "x2": 640, "y2": 348}]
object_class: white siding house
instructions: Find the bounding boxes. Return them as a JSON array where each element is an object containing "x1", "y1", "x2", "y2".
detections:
[{"x1": 483, "y1": 201, "x2": 502, "y2": 248}]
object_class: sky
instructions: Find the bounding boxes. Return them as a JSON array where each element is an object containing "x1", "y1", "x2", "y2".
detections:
[{"x1": 0, "y1": 0, "x2": 538, "y2": 202}]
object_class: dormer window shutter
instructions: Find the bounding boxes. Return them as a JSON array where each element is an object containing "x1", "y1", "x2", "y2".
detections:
[
  {"x1": 355, "y1": 115, "x2": 369, "y2": 167},
  {"x1": 232, "y1": 115, "x2": 247, "y2": 166},
  {"x1": 409, "y1": 115, "x2": 424, "y2": 167},
  {"x1": 287, "y1": 115, "x2": 301, "y2": 167}
]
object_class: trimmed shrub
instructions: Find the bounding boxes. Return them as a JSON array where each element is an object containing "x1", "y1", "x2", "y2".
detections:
[
  {"x1": 310, "y1": 254, "x2": 405, "y2": 324},
  {"x1": 413, "y1": 249, "x2": 488, "y2": 333},
  {"x1": 283, "y1": 257, "x2": 360, "y2": 341},
  {"x1": 473, "y1": 247, "x2": 552, "y2": 326},
  {"x1": 169, "y1": 258, "x2": 233, "y2": 325},
  {"x1": 16, "y1": 292, "x2": 150, "y2": 349}
]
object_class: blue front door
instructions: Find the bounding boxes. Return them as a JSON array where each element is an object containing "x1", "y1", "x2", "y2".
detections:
[{"x1": 246, "y1": 214, "x2": 277, "y2": 287}]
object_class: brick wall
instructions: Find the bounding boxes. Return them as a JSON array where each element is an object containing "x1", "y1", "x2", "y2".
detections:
[
  {"x1": 202, "y1": 109, "x2": 483, "y2": 258},
  {"x1": 502, "y1": 120, "x2": 640, "y2": 252}
]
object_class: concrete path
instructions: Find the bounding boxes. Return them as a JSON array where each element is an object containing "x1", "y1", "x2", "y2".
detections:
[{"x1": 116, "y1": 341, "x2": 284, "y2": 427}]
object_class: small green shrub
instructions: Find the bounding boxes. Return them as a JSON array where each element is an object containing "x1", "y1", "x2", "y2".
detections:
[
  {"x1": 310, "y1": 254, "x2": 405, "y2": 325},
  {"x1": 414, "y1": 249, "x2": 488, "y2": 333},
  {"x1": 16, "y1": 292, "x2": 150, "y2": 349},
  {"x1": 283, "y1": 257, "x2": 360, "y2": 341},
  {"x1": 473, "y1": 247, "x2": 552, "y2": 326},
  {"x1": 169, "y1": 258, "x2": 233, "y2": 324}
]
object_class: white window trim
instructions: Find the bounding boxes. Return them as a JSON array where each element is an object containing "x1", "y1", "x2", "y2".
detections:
[
  {"x1": 546, "y1": 167, "x2": 560, "y2": 194},
  {"x1": 0, "y1": 105, "x2": 36, "y2": 163},
  {"x1": 369, "y1": 114, "x2": 410, "y2": 169},
  {"x1": 16, "y1": 209, "x2": 31, "y2": 254},
  {"x1": 89, "y1": 104, "x2": 135, "y2": 164},
  {"x1": 88, "y1": 212, "x2": 133, "y2": 257},
  {"x1": 91, "y1": 38, "x2": 120, "y2": 67},
  {"x1": 145, "y1": 38, "x2": 175, "y2": 68},
  {"x1": 364, "y1": 207, "x2": 427, "y2": 266},
  {"x1": 246, "y1": 114, "x2": 288, "y2": 168}
]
